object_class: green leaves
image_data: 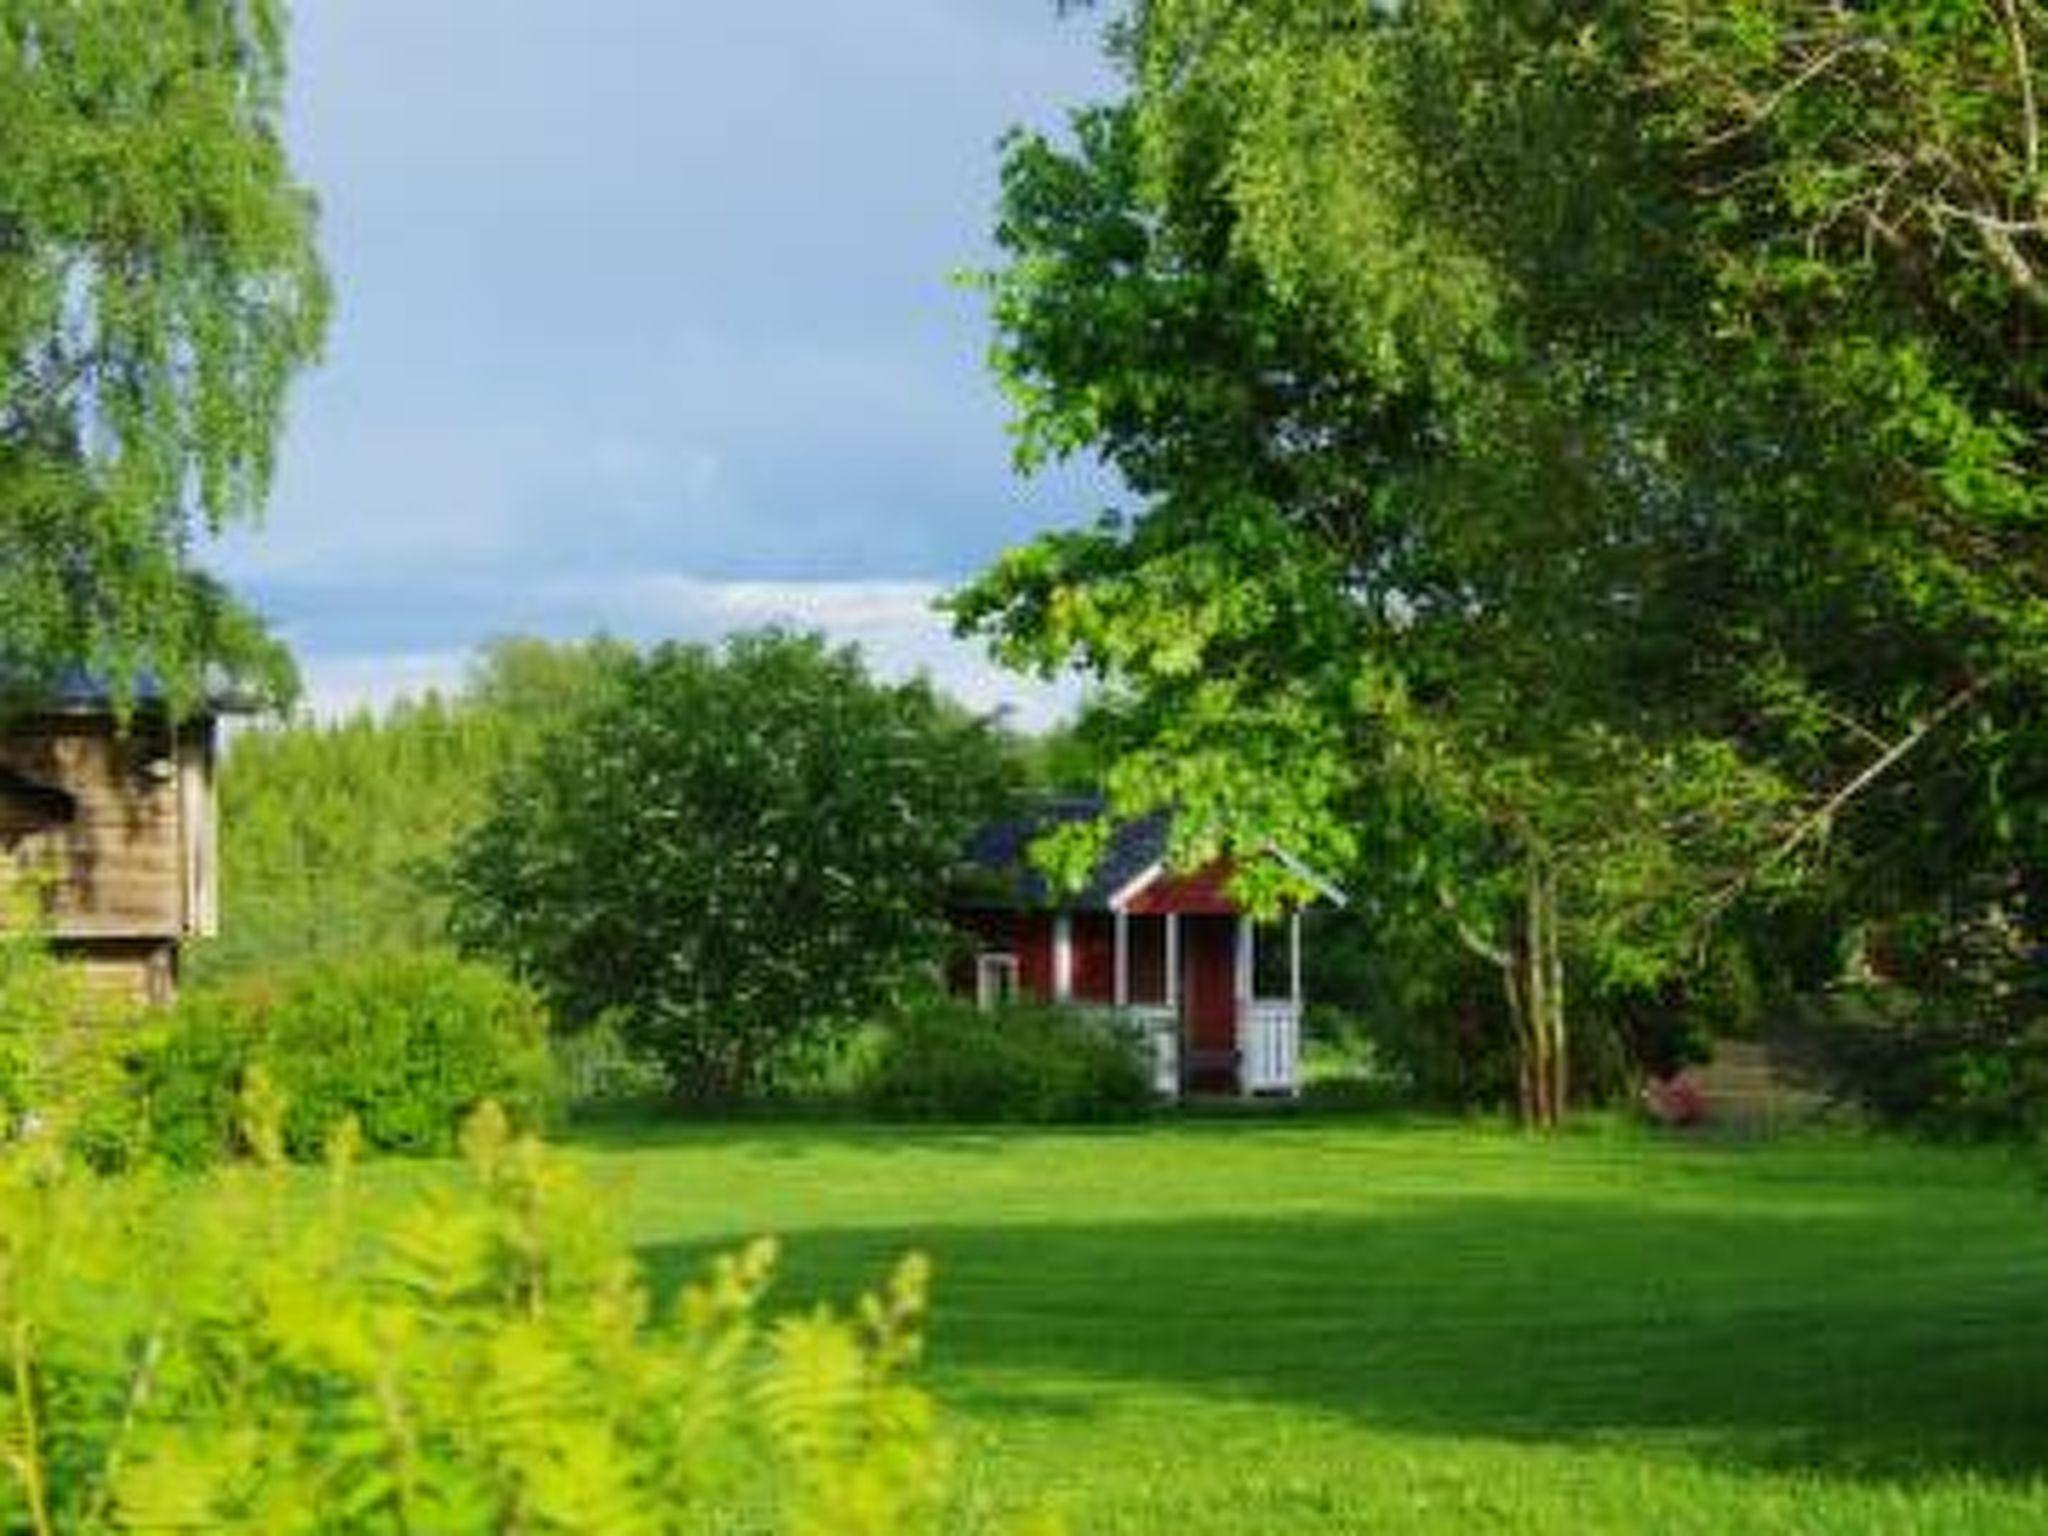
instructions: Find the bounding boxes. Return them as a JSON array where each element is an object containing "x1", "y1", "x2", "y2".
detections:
[
  {"x1": 958, "y1": 1, "x2": 2048, "y2": 1123},
  {"x1": 448, "y1": 632, "x2": 1020, "y2": 1101},
  {"x1": 0, "y1": 1110, "x2": 968, "y2": 1534},
  {"x1": 0, "y1": 0, "x2": 327, "y2": 703},
  {"x1": 141, "y1": 952, "x2": 561, "y2": 1166}
]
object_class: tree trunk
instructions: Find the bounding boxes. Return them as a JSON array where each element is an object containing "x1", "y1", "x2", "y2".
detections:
[
  {"x1": 1542, "y1": 863, "x2": 1567, "y2": 1125},
  {"x1": 1443, "y1": 860, "x2": 1570, "y2": 1130},
  {"x1": 1499, "y1": 859, "x2": 1568, "y2": 1131},
  {"x1": 1502, "y1": 937, "x2": 1537, "y2": 1126}
]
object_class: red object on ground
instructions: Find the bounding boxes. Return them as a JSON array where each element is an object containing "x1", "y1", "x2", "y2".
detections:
[{"x1": 1643, "y1": 1071, "x2": 1708, "y2": 1126}]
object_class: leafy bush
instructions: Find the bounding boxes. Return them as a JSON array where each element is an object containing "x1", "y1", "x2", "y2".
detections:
[
  {"x1": 865, "y1": 1000, "x2": 1152, "y2": 1123},
  {"x1": 1778, "y1": 986, "x2": 2048, "y2": 1141},
  {"x1": 138, "y1": 951, "x2": 558, "y2": 1164},
  {"x1": 1770, "y1": 896, "x2": 2048, "y2": 1140},
  {"x1": 0, "y1": 879, "x2": 151, "y2": 1169},
  {"x1": 136, "y1": 984, "x2": 267, "y2": 1166},
  {"x1": 0, "y1": 1102, "x2": 981, "y2": 1535}
]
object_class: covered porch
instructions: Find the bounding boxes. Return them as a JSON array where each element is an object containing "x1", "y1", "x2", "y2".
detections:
[
  {"x1": 1042, "y1": 909, "x2": 1306, "y2": 1098},
  {"x1": 952, "y1": 798, "x2": 1342, "y2": 1099}
]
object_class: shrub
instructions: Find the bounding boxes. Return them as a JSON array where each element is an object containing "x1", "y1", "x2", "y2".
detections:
[
  {"x1": 136, "y1": 984, "x2": 268, "y2": 1167},
  {"x1": 1765, "y1": 894, "x2": 2048, "y2": 1141},
  {"x1": 865, "y1": 1000, "x2": 1152, "y2": 1123},
  {"x1": 138, "y1": 951, "x2": 559, "y2": 1164},
  {"x1": 0, "y1": 1102, "x2": 976, "y2": 1535},
  {"x1": 0, "y1": 878, "x2": 150, "y2": 1169},
  {"x1": 1777, "y1": 984, "x2": 2048, "y2": 1140}
]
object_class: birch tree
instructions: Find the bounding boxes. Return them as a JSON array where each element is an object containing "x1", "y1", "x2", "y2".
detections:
[{"x1": 0, "y1": 0, "x2": 327, "y2": 706}]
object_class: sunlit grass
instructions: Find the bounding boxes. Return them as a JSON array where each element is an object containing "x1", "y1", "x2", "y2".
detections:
[{"x1": 552, "y1": 1115, "x2": 2048, "y2": 1534}]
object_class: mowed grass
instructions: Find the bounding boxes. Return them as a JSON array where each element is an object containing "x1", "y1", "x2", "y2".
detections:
[{"x1": 551, "y1": 1116, "x2": 2048, "y2": 1534}]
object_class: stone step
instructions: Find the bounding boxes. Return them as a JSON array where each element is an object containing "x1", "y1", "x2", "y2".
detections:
[{"x1": 1674, "y1": 1040, "x2": 1827, "y2": 1130}]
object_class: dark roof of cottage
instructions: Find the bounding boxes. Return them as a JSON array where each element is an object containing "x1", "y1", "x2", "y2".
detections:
[{"x1": 959, "y1": 795, "x2": 1171, "y2": 912}]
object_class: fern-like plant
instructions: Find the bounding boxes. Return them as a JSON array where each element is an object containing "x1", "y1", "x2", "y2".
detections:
[{"x1": 0, "y1": 1095, "x2": 1026, "y2": 1534}]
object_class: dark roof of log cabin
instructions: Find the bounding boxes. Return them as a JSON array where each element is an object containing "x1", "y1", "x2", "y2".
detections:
[
  {"x1": 0, "y1": 665, "x2": 260, "y2": 719},
  {"x1": 959, "y1": 796, "x2": 1176, "y2": 912}
]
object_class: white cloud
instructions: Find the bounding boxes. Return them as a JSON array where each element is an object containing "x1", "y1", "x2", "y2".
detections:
[
  {"x1": 294, "y1": 650, "x2": 474, "y2": 720},
  {"x1": 289, "y1": 574, "x2": 1081, "y2": 731},
  {"x1": 583, "y1": 571, "x2": 1082, "y2": 729}
]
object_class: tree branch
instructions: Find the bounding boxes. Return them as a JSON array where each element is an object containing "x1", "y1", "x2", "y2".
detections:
[
  {"x1": 1694, "y1": 36, "x2": 1887, "y2": 151},
  {"x1": 1942, "y1": 205, "x2": 2048, "y2": 304},
  {"x1": 1994, "y1": 0, "x2": 2042, "y2": 198},
  {"x1": 1436, "y1": 882, "x2": 1510, "y2": 971},
  {"x1": 1698, "y1": 674, "x2": 1994, "y2": 932}
]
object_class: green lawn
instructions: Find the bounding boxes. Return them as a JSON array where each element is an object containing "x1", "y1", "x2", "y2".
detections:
[{"x1": 558, "y1": 1116, "x2": 2048, "y2": 1534}]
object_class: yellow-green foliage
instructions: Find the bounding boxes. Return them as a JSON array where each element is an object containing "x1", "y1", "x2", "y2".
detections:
[
  {"x1": 0, "y1": 1101, "x2": 972, "y2": 1535},
  {"x1": 203, "y1": 694, "x2": 521, "y2": 980},
  {"x1": 0, "y1": 878, "x2": 72, "y2": 1125},
  {"x1": 142, "y1": 951, "x2": 560, "y2": 1166},
  {"x1": 0, "y1": 881, "x2": 144, "y2": 1170}
]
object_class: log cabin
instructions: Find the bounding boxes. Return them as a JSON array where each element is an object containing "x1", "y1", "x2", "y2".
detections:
[
  {"x1": 0, "y1": 676, "x2": 229, "y2": 1005},
  {"x1": 950, "y1": 798, "x2": 1345, "y2": 1097}
]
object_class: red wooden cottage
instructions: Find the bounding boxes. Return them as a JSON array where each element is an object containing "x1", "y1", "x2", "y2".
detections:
[{"x1": 950, "y1": 799, "x2": 1344, "y2": 1097}]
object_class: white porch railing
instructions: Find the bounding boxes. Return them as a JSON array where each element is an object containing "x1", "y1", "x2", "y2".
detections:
[
  {"x1": 1238, "y1": 1000, "x2": 1301, "y2": 1096},
  {"x1": 1087, "y1": 1001, "x2": 1299, "y2": 1097},
  {"x1": 1122, "y1": 1005, "x2": 1181, "y2": 1096}
]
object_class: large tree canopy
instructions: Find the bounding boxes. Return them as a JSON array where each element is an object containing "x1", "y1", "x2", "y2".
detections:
[
  {"x1": 449, "y1": 632, "x2": 1019, "y2": 1101},
  {"x1": 0, "y1": 0, "x2": 327, "y2": 706},
  {"x1": 958, "y1": 1, "x2": 2048, "y2": 1123}
]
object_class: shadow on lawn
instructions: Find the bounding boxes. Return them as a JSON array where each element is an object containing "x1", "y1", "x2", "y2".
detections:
[{"x1": 641, "y1": 1195, "x2": 2048, "y2": 1486}]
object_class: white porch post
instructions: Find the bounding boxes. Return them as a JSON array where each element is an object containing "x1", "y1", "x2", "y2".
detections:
[
  {"x1": 1235, "y1": 916, "x2": 1254, "y2": 1097},
  {"x1": 1164, "y1": 913, "x2": 1180, "y2": 1009},
  {"x1": 1287, "y1": 910, "x2": 1305, "y2": 1097},
  {"x1": 1289, "y1": 910, "x2": 1303, "y2": 1012},
  {"x1": 1113, "y1": 909, "x2": 1130, "y2": 1009},
  {"x1": 1053, "y1": 914, "x2": 1073, "y2": 1003}
]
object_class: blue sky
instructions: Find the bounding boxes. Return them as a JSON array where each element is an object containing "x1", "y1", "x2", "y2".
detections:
[{"x1": 209, "y1": 2, "x2": 1119, "y2": 725}]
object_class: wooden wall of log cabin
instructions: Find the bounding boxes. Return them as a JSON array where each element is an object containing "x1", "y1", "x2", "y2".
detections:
[
  {"x1": 55, "y1": 938, "x2": 178, "y2": 1008},
  {"x1": 0, "y1": 717, "x2": 188, "y2": 940},
  {"x1": 177, "y1": 725, "x2": 219, "y2": 938}
]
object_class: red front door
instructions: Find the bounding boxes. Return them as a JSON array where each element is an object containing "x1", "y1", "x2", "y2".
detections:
[{"x1": 1181, "y1": 914, "x2": 1239, "y2": 1092}]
